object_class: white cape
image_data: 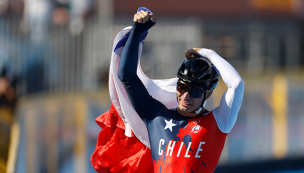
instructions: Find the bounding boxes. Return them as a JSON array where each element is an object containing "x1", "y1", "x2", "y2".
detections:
[{"x1": 108, "y1": 26, "x2": 178, "y2": 149}]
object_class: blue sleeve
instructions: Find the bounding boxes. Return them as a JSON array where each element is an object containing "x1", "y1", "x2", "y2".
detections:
[{"x1": 117, "y1": 22, "x2": 166, "y2": 125}]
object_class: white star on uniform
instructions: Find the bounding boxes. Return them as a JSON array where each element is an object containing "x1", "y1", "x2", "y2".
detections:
[{"x1": 164, "y1": 119, "x2": 177, "y2": 132}]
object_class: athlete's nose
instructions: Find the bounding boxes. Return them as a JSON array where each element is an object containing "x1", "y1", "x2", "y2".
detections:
[{"x1": 182, "y1": 91, "x2": 191, "y2": 100}]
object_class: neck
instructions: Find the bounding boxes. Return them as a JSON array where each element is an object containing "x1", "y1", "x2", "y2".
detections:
[{"x1": 177, "y1": 106, "x2": 206, "y2": 117}]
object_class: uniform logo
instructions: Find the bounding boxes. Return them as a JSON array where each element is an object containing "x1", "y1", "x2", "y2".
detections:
[{"x1": 191, "y1": 124, "x2": 202, "y2": 134}]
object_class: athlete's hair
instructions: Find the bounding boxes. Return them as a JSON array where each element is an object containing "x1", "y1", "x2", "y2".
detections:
[{"x1": 177, "y1": 57, "x2": 219, "y2": 91}]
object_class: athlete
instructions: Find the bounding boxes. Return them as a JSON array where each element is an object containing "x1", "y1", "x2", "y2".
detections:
[{"x1": 117, "y1": 9, "x2": 244, "y2": 173}]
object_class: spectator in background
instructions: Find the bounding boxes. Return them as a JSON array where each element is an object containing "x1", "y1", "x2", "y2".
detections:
[
  {"x1": 0, "y1": 68, "x2": 16, "y2": 107},
  {"x1": 0, "y1": 0, "x2": 23, "y2": 17},
  {"x1": 0, "y1": 66, "x2": 17, "y2": 172},
  {"x1": 52, "y1": 0, "x2": 96, "y2": 34},
  {"x1": 69, "y1": 0, "x2": 92, "y2": 35},
  {"x1": 0, "y1": 0, "x2": 9, "y2": 16},
  {"x1": 22, "y1": 0, "x2": 52, "y2": 43},
  {"x1": 52, "y1": 2, "x2": 69, "y2": 25}
]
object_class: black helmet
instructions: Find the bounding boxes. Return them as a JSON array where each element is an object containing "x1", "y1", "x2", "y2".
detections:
[{"x1": 177, "y1": 57, "x2": 219, "y2": 91}]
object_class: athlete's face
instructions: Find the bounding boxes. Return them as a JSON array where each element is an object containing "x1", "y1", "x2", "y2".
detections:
[{"x1": 176, "y1": 81, "x2": 213, "y2": 115}]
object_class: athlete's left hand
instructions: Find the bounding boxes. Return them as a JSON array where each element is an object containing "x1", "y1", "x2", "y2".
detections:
[{"x1": 185, "y1": 48, "x2": 202, "y2": 59}]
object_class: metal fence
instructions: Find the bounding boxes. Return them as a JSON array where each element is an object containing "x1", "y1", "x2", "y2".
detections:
[
  {"x1": 1, "y1": 17, "x2": 302, "y2": 95},
  {"x1": 0, "y1": 17, "x2": 202, "y2": 95}
]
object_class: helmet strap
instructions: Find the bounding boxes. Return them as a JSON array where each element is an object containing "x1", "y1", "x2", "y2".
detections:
[
  {"x1": 200, "y1": 92, "x2": 207, "y2": 107},
  {"x1": 194, "y1": 107, "x2": 203, "y2": 114},
  {"x1": 192, "y1": 92, "x2": 206, "y2": 114}
]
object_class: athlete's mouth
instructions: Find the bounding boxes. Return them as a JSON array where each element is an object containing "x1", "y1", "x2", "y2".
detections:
[{"x1": 181, "y1": 101, "x2": 191, "y2": 107}]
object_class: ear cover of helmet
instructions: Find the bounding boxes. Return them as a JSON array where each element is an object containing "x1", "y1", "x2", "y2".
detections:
[{"x1": 177, "y1": 57, "x2": 219, "y2": 90}]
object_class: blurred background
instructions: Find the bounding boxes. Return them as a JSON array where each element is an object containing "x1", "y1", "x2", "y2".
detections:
[{"x1": 0, "y1": 0, "x2": 304, "y2": 173}]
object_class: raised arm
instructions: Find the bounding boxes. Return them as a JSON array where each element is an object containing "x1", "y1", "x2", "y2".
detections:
[
  {"x1": 199, "y1": 48, "x2": 244, "y2": 133},
  {"x1": 118, "y1": 10, "x2": 156, "y2": 82},
  {"x1": 117, "y1": 10, "x2": 164, "y2": 124},
  {"x1": 186, "y1": 48, "x2": 244, "y2": 133}
]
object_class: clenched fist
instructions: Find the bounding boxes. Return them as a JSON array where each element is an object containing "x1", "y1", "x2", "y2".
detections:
[{"x1": 133, "y1": 10, "x2": 157, "y2": 24}]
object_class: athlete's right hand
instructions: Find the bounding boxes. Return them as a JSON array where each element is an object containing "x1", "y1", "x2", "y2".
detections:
[
  {"x1": 185, "y1": 48, "x2": 202, "y2": 60},
  {"x1": 133, "y1": 10, "x2": 157, "y2": 24}
]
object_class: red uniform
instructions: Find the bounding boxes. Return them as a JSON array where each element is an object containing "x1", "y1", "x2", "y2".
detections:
[{"x1": 153, "y1": 111, "x2": 227, "y2": 173}]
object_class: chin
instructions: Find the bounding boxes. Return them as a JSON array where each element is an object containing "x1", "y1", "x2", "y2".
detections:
[{"x1": 178, "y1": 104, "x2": 194, "y2": 113}]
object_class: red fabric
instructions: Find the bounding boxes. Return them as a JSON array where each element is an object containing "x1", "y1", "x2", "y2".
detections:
[{"x1": 91, "y1": 104, "x2": 154, "y2": 173}]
